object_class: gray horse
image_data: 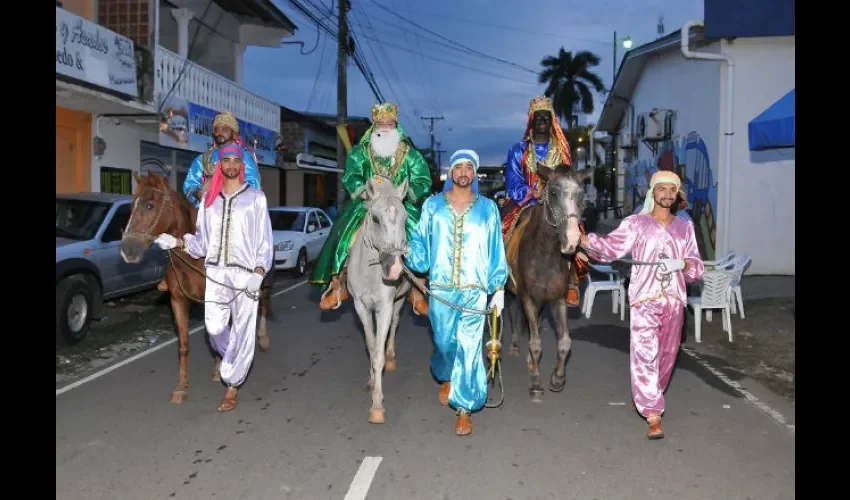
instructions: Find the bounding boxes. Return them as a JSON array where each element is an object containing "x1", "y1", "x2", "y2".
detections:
[{"x1": 347, "y1": 175, "x2": 413, "y2": 424}]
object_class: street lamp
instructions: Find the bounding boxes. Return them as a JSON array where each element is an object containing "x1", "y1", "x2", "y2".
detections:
[{"x1": 613, "y1": 31, "x2": 633, "y2": 83}]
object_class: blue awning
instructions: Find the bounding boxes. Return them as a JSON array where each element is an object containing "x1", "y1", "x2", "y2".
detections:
[{"x1": 748, "y1": 88, "x2": 795, "y2": 151}]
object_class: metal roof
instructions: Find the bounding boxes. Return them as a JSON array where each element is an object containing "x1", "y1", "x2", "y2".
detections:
[
  {"x1": 213, "y1": 0, "x2": 297, "y2": 33},
  {"x1": 596, "y1": 28, "x2": 707, "y2": 134}
]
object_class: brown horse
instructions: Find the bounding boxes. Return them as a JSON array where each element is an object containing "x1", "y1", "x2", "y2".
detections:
[
  {"x1": 504, "y1": 165, "x2": 594, "y2": 402},
  {"x1": 119, "y1": 171, "x2": 274, "y2": 404}
]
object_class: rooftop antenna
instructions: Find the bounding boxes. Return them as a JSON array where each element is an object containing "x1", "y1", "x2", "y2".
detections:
[{"x1": 657, "y1": 14, "x2": 665, "y2": 35}]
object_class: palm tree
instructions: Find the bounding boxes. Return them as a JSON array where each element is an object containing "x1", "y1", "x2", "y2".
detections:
[{"x1": 538, "y1": 48, "x2": 606, "y2": 128}]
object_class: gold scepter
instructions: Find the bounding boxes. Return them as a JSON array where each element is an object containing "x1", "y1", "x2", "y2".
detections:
[{"x1": 485, "y1": 306, "x2": 502, "y2": 381}]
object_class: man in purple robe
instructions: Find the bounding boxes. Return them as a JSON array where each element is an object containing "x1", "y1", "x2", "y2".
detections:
[{"x1": 580, "y1": 170, "x2": 705, "y2": 439}]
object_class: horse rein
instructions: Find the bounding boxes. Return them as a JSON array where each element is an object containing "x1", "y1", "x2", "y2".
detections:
[{"x1": 124, "y1": 187, "x2": 261, "y2": 304}]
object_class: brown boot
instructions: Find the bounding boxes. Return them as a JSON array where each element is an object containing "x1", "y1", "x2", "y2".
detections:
[
  {"x1": 408, "y1": 278, "x2": 429, "y2": 316},
  {"x1": 217, "y1": 386, "x2": 238, "y2": 412},
  {"x1": 647, "y1": 414, "x2": 664, "y2": 440},
  {"x1": 438, "y1": 382, "x2": 451, "y2": 406},
  {"x1": 319, "y1": 273, "x2": 349, "y2": 310},
  {"x1": 566, "y1": 285, "x2": 580, "y2": 307},
  {"x1": 455, "y1": 411, "x2": 472, "y2": 436},
  {"x1": 158, "y1": 279, "x2": 169, "y2": 292}
]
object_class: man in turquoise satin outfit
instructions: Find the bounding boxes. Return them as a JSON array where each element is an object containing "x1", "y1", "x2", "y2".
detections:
[{"x1": 405, "y1": 149, "x2": 508, "y2": 436}]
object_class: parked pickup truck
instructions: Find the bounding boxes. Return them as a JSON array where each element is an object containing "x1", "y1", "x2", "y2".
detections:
[{"x1": 56, "y1": 193, "x2": 168, "y2": 345}]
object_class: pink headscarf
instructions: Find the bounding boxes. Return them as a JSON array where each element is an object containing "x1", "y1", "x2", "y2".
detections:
[{"x1": 204, "y1": 144, "x2": 247, "y2": 208}]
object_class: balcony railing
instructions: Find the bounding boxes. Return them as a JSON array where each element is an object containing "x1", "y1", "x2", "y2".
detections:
[{"x1": 154, "y1": 46, "x2": 280, "y2": 133}]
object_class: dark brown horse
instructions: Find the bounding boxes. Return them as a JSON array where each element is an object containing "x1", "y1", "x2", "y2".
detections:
[
  {"x1": 119, "y1": 171, "x2": 274, "y2": 404},
  {"x1": 504, "y1": 165, "x2": 595, "y2": 402}
]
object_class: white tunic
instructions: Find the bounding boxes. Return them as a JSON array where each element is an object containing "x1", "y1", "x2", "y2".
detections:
[{"x1": 184, "y1": 184, "x2": 273, "y2": 274}]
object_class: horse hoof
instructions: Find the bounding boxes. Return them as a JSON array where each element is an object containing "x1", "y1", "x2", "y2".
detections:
[
  {"x1": 529, "y1": 388, "x2": 545, "y2": 403},
  {"x1": 368, "y1": 408, "x2": 385, "y2": 424},
  {"x1": 258, "y1": 335, "x2": 270, "y2": 352},
  {"x1": 508, "y1": 346, "x2": 521, "y2": 357},
  {"x1": 170, "y1": 390, "x2": 187, "y2": 404},
  {"x1": 384, "y1": 359, "x2": 397, "y2": 372},
  {"x1": 549, "y1": 376, "x2": 566, "y2": 393}
]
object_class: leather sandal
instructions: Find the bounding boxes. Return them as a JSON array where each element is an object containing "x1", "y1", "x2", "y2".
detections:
[
  {"x1": 438, "y1": 382, "x2": 451, "y2": 406},
  {"x1": 455, "y1": 410, "x2": 472, "y2": 436},
  {"x1": 647, "y1": 415, "x2": 664, "y2": 440},
  {"x1": 217, "y1": 386, "x2": 238, "y2": 412}
]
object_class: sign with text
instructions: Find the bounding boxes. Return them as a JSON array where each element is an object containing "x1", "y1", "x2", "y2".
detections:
[
  {"x1": 56, "y1": 7, "x2": 138, "y2": 98},
  {"x1": 159, "y1": 96, "x2": 278, "y2": 166}
]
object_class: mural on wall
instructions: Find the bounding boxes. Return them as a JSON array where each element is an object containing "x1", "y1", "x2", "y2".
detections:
[{"x1": 623, "y1": 132, "x2": 718, "y2": 260}]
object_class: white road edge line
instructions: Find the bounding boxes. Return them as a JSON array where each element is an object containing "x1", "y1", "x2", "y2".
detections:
[
  {"x1": 55, "y1": 280, "x2": 309, "y2": 397},
  {"x1": 343, "y1": 456, "x2": 383, "y2": 500},
  {"x1": 681, "y1": 346, "x2": 795, "y2": 435}
]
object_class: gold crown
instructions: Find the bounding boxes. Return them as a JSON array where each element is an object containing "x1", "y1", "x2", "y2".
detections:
[
  {"x1": 371, "y1": 102, "x2": 399, "y2": 122},
  {"x1": 528, "y1": 95, "x2": 554, "y2": 115}
]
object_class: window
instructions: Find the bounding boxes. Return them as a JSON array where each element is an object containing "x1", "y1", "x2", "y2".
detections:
[
  {"x1": 307, "y1": 212, "x2": 320, "y2": 232},
  {"x1": 56, "y1": 199, "x2": 110, "y2": 240},
  {"x1": 316, "y1": 211, "x2": 332, "y2": 228},
  {"x1": 102, "y1": 204, "x2": 132, "y2": 243},
  {"x1": 101, "y1": 167, "x2": 133, "y2": 195},
  {"x1": 269, "y1": 210, "x2": 306, "y2": 232}
]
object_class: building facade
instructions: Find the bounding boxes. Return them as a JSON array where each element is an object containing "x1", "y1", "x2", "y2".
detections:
[
  {"x1": 56, "y1": 0, "x2": 297, "y2": 197},
  {"x1": 596, "y1": 23, "x2": 794, "y2": 275},
  {"x1": 276, "y1": 109, "x2": 371, "y2": 208}
]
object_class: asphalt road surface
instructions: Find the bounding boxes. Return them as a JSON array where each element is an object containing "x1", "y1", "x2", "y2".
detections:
[{"x1": 56, "y1": 282, "x2": 795, "y2": 500}]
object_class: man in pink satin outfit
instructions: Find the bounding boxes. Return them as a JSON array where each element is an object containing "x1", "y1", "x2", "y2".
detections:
[{"x1": 580, "y1": 170, "x2": 705, "y2": 440}]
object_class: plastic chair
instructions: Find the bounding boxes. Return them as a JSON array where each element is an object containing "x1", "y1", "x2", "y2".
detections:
[
  {"x1": 687, "y1": 269, "x2": 736, "y2": 343},
  {"x1": 582, "y1": 269, "x2": 626, "y2": 321}
]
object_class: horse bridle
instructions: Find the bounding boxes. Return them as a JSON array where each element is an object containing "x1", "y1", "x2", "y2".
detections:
[
  {"x1": 362, "y1": 188, "x2": 409, "y2": 259},
  {"x1": 122, "y1": 186, "x2": 260, "y2": 303},
  {"x1": 123, "y1": 186, "x2": 173, "y2": 242},
  {"x1": 539, "y1": 182, "x2": 583, "y2": 227}
]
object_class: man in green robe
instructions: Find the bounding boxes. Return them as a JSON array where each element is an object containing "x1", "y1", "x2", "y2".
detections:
[{"x1": 312, "y1": 102, "x2": 433, "y2": 315}]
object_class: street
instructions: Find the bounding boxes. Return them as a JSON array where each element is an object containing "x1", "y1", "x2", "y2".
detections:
[{"x1": 56, "y1": 280, "x2": 795, "y2": 500}]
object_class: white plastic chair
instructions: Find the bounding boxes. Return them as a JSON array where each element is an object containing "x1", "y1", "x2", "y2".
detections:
[
  {"x1": 687, "y1": 269, "x2": 736, "y2": 343},
  {"x1": 702, "y1": 251, "x2": 751, "y2": 319},
  {"x1": 703, "y1": 250, "x2": 736, "y2": 270},
  {"x1": 588, "y1": 262, "x2": 619, "y2": 281},
  {"x1": 582, "y1": 267, "x2": 626, "y2": 321}
]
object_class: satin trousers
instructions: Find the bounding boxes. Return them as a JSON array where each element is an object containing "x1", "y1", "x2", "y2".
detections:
[
  {"x1": 428, "y1": 288, "x2": 488, "y2": 413},
  {"x1": 205, "y1": 267, "x2": 260, "y2": 386},
  {"x1": 630, "y1": 295, "x2": 685, "y2": 417}
]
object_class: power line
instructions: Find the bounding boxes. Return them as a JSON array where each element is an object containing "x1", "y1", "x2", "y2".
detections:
[{"x1": 367, "y1": 0, "x2": 538, "y2": 75}]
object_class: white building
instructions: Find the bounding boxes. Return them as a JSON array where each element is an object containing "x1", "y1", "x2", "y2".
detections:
[
  {"x1": 56, "y1": 0, "x2": 297, "y2": 198},
  {"x1": 596, "y1": 23, "x2": 794, "y2": 275}
]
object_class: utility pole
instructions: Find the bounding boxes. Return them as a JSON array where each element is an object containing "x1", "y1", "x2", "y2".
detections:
[
  {"x1": 421, "y1": 115, "x2": 444, "y2": 183},
  {"x1": 336, "y1": 0, "x2": 349, "y2": 210}
]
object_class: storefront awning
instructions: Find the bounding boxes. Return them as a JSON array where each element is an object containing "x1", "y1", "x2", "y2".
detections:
[{"x1": 748, "y1": 88, "x2": 795, "y2": 151}]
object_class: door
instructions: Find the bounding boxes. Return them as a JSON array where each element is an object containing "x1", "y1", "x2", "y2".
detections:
[
  {"x1": 315, "y1": 210, "x2": 332, "y2": 250},
  {"x1": 95, "y1": 203, "x2": 159, "y2": 296},
  {"x1": 305, "y1": 211, "x2": 324, "y2": 260},
  {"x1": 56, "y1": 125, "x2": 78, "y2": 194}
]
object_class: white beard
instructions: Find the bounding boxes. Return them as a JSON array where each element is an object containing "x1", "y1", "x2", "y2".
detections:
[{"x1": 370, "y1": 128, "x2": 401, "y2": 158}]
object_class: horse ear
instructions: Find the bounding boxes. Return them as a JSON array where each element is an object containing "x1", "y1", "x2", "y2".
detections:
[
  {"x1": 537, "y1": 164, "x2": 553, "y2": 182},
  {"x1": 133, "y1": 171, "x2": 144, "y2": 185},
  {"x1": 396, "y1": 177, "x2": 409, "y2": 200},
  {"x1": 364, "y1": 177, "x2": 377, "y2": 200},
  {"x1": 579, "y1": 167, "x2": 596, "y2": 183}
]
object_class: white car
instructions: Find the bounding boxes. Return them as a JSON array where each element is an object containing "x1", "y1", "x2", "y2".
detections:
[{"x1": 269, "y1": 206, "x2": 333, "y2": 276}]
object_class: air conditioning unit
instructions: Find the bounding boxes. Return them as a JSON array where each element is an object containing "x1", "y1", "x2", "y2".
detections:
[
  {"x1": 636, "y1": 108, "x2": 674, "y2": 141},
  {"x1": 619, "y1": 132, "x2": 635, "y2": 149}
]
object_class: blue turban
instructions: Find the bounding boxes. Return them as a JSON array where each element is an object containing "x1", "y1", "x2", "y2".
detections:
[{"x1": 443, "y1": 149, "x2": 480, "y2": 193}]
